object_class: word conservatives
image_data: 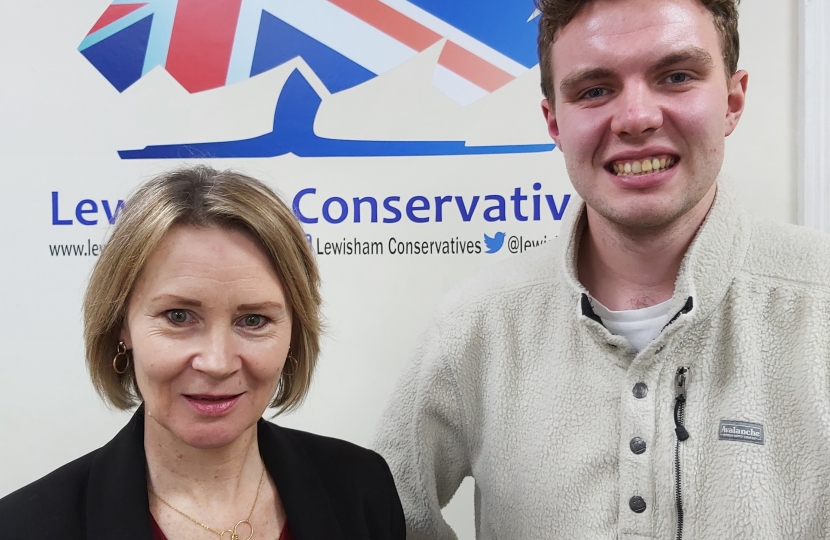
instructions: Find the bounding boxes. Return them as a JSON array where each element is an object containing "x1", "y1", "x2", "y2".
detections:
[
  {"x1": 293, "y1": 184, "x2": 571, "y2": 225},
  {"x1": 310, "y1": 233, "x2": 551, "y2": 256}
]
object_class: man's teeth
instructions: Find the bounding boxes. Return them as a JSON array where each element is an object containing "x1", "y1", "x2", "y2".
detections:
[{"x1": 612, "y1": 157, "x2": 675, "y2": 176}]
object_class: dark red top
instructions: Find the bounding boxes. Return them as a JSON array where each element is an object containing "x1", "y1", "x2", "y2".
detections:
[{"x1": 150, "y1": 514, "x2": 293, "y2": 540}]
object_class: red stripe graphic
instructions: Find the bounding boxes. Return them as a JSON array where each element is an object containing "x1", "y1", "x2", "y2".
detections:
[
  {"x1": 88, "y1": 3, "x2": 147, "y2": 35},
  {"x1": 166, "y1": 0, "x2": 244, "y2": 93},
  {"x1": 328, "y1": 0, "x2": 441, "y2": 52},
  {"x1": 438, "y1": 41, "x2": 514, "y2": 93}
]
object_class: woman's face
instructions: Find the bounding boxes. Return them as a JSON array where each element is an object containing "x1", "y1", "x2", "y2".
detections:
[{"x1": 121, "y1": 225, "x2": 292, "y2": 449}]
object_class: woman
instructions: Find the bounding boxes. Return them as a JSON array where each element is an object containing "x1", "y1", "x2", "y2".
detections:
[{"x1": 0, "y1": 166, "x2": 405, "y2": 539}]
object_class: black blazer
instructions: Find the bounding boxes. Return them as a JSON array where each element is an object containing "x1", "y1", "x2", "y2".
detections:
[{"x1": 0, "y1": 410, "x2": 405, "y2": 539}]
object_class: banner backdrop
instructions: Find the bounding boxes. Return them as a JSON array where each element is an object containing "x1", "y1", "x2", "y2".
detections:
[{"x1": 0, "y1": 0, "x2": 797, "y2": 535}]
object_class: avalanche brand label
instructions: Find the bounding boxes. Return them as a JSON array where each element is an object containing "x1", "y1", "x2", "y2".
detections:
[
  {"x1": 718, "y1": 420, "x2": 764, "y2": 445},
  {"x1": 78, "y1": 0, "x2": 555, "y2": 158}
]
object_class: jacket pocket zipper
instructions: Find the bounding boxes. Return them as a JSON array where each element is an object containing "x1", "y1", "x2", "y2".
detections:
[{"x1": 673, "y1": 367, "x2": 689, "y2": 540}]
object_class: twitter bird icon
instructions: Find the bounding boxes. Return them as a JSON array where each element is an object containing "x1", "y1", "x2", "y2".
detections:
[{"x1": 484, "y1": 232, "x2": 506, "y2": 254}]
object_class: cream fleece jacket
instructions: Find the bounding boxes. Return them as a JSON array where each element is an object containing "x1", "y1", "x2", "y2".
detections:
[{"x1": 374, "y1": 189, "x2": 830, "y2": 539}]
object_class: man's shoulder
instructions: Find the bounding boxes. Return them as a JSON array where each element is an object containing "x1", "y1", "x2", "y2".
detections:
[
  {"x1": 0, "y1": 449, "x2": 97, "y2": 535},
  {"x1": 743, "y1": 217, "x2": 830, "y2": 289},
  {"x1": 435, "y1": 239, "x2": 561, "y2": 319}
]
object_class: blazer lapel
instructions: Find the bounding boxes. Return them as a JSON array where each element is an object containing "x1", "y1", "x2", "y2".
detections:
[
  {"x1": 86, "y1": 409, "x2": 153, "y2": 540},
  {"x1": 258, "y1": 420, "x2": 347, "y2": 540}
]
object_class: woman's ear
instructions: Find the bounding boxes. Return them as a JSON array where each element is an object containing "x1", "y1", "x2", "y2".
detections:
[{"x1": 119, "y1": 322, "x2": 131, "y2": 349}]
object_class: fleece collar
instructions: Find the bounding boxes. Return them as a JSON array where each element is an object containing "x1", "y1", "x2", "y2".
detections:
[{"x1": 558, "y1": 187, "x2": 750, "y2": 339}]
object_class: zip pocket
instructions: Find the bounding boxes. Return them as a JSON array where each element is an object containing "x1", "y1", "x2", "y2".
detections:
[{"x1": 674, "y1": 367, "x2": 689, "y2": 540}]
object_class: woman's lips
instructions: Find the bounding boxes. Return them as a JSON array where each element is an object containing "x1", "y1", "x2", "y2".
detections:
[{"x1": 184, "y1": 394, "x2": 242, "y2": 416}]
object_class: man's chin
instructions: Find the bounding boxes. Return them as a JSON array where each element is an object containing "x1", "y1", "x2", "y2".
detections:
[{"x1": 590, "y1": 199, "x2": 695, "y2": 233}]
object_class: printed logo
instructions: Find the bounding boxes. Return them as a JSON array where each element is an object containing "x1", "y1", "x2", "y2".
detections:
[
  {"x1": 483, "y1": 232, "x2": 505, "y2": 253},
  {"x1": 78, "y1": 0, "x2": 555, "y2": 159},
  {"x1": 718, "y1": 420, "x2": 764, "y2": 445}
]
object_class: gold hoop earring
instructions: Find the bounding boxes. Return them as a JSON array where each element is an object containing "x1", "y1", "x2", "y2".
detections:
[
  {"x1": 283, "y1": 347, "x2": 297, "y2": 377},
  {"x1": 112, "y1": 341, "x2": 131, "y2": 375}
]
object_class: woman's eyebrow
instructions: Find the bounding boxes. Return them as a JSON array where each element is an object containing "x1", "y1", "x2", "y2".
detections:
[
  {"x1": 149, "y1": 294, "x2": 202, "y2": 307},
  {"x1": 236, "y1": 302, "x2": 284, "y2": 312}
]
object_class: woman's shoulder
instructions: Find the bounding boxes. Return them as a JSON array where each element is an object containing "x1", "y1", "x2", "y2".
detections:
[
  {"x1": 0, "y1": 448, "x2": 100, "y2": 535},
  {"x1": 259, "y1": 421, "x2": 405, "y2": 538},
  {"x1": 262, "y1": 421, "x2": 391, "y2": 478}
]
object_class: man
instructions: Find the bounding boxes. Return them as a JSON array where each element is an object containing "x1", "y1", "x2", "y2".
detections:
[{"x1": 375, "y1": 0, "x2": 830, "y2": 538}]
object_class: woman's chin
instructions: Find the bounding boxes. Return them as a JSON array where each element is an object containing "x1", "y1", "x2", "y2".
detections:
[
  {"x1": 148, "y1": 406, "x2": 261, "y2": 450},
  {"x1": 173, "y1": 422, "x2": 255, "y2": 450}
]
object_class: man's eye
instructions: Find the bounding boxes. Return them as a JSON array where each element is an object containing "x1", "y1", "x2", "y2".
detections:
[
  {"x1": 241, "y1": 315, "x2": 266, "y2": 328},
  {"x1": 582, "y1": 87, "x2": 607, "y2": 99},
  {"x1": 667, "y1": 73, "x2": 690, "y2": 84},
  {"x1": 167, "y1": 310, "x2": 190, "y2": 324}
]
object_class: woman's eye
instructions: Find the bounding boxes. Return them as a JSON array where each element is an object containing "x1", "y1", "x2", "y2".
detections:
[
  {"x1": 241, "y1": 315, "x2": 266, "y2": 328},
  {"x1": 167, "y1": 310, "x2": 190, "y2": 324}
]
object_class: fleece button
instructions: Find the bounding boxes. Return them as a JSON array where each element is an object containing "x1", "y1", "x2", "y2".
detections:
[
  {"x1": 629, "y1": 496, "x2": 647, "y2": 513},
  {"x1": 632, "y1": 382, "x2": 648, "y2": 399},
  {"x1": 630, "y1": 437, "x2": 647, "y2": 454}
]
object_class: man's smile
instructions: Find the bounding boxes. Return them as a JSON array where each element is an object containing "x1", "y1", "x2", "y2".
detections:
[{"x1": 607, "y1": 155, "x2": 678, "y2": 177}]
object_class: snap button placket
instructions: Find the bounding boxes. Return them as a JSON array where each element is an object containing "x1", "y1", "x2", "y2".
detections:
[
  {"x1": 629, "y1": 496, "x2": 647, "y2": 514},
  {"x1": 629, "y1": 437, "x2": 647, "y2": 455}
]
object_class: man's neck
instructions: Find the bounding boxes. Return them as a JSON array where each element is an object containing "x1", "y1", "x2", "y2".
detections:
[{"x1": 577, "y1": 185, "x2": 717, "y2": 311}]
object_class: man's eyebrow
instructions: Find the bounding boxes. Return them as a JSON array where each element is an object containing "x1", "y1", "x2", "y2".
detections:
[
  {"x1": 559, "y1": 67, "x2": 615, "y2": 96},
  {"x1": 651, "y1": 47, "x2": 714, "y2": 73},
  {"x1": 558, "y1": 48, "x2": 715, "y2": 96}
]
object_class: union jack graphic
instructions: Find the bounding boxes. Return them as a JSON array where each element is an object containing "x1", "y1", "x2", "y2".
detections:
[{"x1": 79, "y1": 0, "x2": 554, "y2": 158}]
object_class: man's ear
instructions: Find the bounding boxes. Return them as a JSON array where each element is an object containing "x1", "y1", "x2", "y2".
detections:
[
  {"x1": 541, "y1": 98, "x2": 561, "y2": 148},
  {"x1": 724, "y1": 69, "x2": 748, "y2": 137}
]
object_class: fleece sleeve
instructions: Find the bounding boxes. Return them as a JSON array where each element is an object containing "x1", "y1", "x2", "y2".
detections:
[{"x1": 373, "y1": 319, "x2": 472, "y2": 540}]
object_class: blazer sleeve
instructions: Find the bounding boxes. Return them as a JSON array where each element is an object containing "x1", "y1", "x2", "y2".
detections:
[
  {"x1": 373, "y1": 319, "x2": 471, "y2": 540},
  {"x1": 371, "y1": 450, "x2": 407, "y2": 540}
]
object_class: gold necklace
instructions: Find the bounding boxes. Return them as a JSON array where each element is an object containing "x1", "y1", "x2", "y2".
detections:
[{"x1": 149, "y1": 465, "x2": 266, "y2": 540}]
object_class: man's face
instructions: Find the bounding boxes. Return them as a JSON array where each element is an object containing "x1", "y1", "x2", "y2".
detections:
[{"x1": 541, "y1": 0, "x2": 748, "y2": 231}]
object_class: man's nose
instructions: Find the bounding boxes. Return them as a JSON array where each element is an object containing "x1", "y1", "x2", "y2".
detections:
[
  {"x1": 192, "y1": 328, "x2": 240, "y2": 378},
  {"x1": 610, "y1": 81, "x2": 663, "y2": 138}
]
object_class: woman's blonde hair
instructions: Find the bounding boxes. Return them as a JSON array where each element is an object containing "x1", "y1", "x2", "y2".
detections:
[{"x1": 83, "y1": 165, "x2": 321, "y2": 414}]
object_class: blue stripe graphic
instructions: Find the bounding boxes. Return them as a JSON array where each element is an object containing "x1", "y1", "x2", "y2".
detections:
[
  {"x1": 251, "y1": 11, "x2": 375, "y2": 94},
  {"x1": 407, "y1": 0, "x2": 539, "y2": 68}
]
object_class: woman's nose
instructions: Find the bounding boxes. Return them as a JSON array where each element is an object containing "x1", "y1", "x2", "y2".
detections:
[{"x1": 191, "y1": 329, "x2": 240, "y2": 378}]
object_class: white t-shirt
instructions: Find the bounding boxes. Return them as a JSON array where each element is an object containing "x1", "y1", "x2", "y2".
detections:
[{"x1": 590, "y1": 298, "x2": 675, "y2": 352}]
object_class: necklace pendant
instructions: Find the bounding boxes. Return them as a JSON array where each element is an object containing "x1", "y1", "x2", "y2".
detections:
[{"x1": 233, "y1": 519, "x2": 254, "y2": 540}]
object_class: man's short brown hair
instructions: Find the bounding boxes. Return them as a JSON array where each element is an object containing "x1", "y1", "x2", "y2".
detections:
[
  {"x1": 83, "y1": 166, "x2": 321, "y2": 414},
  {"x1": 536, "y1": 0, "x2": 741, "y2": 102}
]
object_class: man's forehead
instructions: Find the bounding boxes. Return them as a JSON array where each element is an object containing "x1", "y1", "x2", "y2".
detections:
[
  {"x1": 554, "y1": 0, "x2": 715, "y2": 47},
  {"x1": 551, "y1": 0, "x2": 720, "y2": 76},
  {"x1": 573, "y1": 0, "x2": 705, "y2": 37}
]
